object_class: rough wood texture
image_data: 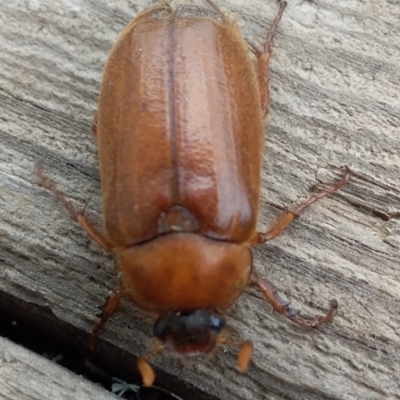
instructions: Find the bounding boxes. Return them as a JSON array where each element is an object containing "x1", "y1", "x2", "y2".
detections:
[
  {"x1": 0, "y1": 1, "x2": 399, "y2": 399},
  {"x1": 0, "y1": 337, "x2": 117, "y2": 400}
]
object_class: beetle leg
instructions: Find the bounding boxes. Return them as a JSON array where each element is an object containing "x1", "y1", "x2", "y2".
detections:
[
  {"x1": 90, "y1": 287, "x2": 123, "y2": 351},
  {"x1": 203, "y1": 0, "x2": 227, "y2": 21},
  {"x1": 216, "y1": 335, "x2": 254, "y2": 372},
  {"x1": 137, "y1": 345, "x2": 165, "y2": 386},
  {"x1": 250, "y1": 272, "x2": 338, "y2": 328},
  {"x1": 35, "y1": 161, "x2": 114, "y2": 252},
  {"x1": 251, "y1": 1, "x2": 287, "y2": 118},
  {"x1": 251, "y1": 167, "x2": 352, "y2": 244}
]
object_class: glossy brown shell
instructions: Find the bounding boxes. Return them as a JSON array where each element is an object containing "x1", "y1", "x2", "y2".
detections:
[{"x1": 96, "y1": 3, "x2": 264, "y2": 247}]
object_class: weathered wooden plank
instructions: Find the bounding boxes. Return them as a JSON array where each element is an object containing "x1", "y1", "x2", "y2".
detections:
[
  {"x1": 0, "y1": 336, "x2": 117, "y2": 400},
  {"x1": 0, "y1": 1, "x2": 399, "y2": 400}
]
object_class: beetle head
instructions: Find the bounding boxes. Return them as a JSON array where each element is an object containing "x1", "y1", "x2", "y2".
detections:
[
  {"x1": 137, "y1": 310, "x2": 253, "y2": 386},
  {"x1": 153, "y1": 309, "x2": 226, "y2": 356}
]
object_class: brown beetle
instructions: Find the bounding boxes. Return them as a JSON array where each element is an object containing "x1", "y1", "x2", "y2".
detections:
[{"x1": 36, "y1": 0, "x2": 351, "y2": 386}]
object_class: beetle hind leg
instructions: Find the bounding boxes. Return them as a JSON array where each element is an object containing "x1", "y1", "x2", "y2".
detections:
[
  {"x1": 251, "y1": 0, "x2": 287, "y2": 118},
  {"x1": 35, "y1": 161, "x2": 114, "y2": 252},
  {"x1": 250, "y1": 273, "x2": 338, "y2": 328}
]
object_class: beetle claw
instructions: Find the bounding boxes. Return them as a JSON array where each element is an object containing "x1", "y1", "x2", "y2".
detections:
[
  {"x1": 288, "y1": 308, "x2": 301, "y2": 318},
  {"x1": 330, "y1": 299, "x2": 339, "y2": 311},
  {"x1": 281, "y1": 299, "x2": 291, "y2": 307}
]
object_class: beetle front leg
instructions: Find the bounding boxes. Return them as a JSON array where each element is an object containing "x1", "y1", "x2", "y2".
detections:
[
  {"x1": 251, "y1": 0, "x2": 287, "y2": 118},
  {"x1": 35, "y1": 161, "x2": 114, "y2": 252},
  {"x1": 216, "y1": 335, "x2": 254, "y2": 373},
  {"x1": 250, "y1": 273, "x2": 338, "y2": 328},
  {"x1": 137, "y1": 344, "x2": 165, "y2": 386},
  {"x1": 251, "y1": 167, "x2": 352, "y2": 244},
  {"x1": 90, "y1": 286, "x2": 123, "y2": 351}
]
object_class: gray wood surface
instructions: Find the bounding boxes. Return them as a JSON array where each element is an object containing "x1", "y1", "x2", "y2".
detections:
[
  {"x1": 0, "y1": 336, "x2": 118, "y2": 400},
  {"x1": 0, "y1": 1, "x2": 399, "y2": 399}
]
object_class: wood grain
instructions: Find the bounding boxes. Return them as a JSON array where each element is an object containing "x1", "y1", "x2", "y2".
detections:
[
  {"x1": 0, "y1": 1, "x2": 399, "y2": 399},
  {"x1": 0, "y1": 336, "x2": 119, "y2": 400}
]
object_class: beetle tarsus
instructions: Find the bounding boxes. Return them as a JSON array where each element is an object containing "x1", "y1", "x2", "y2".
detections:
[
  {"x1": 288, "y1": 308, "x2": 301, "y2": 318},
  {"x1": 251, "y1": 167, "x2": 352, "y2": 244},
  {"x1": 216, "y1": 336, "x2": 254, "y2": 373},
  {"x1": 291, "y1": 166, "x2": 352, "y2": 217},
  {"x1": 290, "y1": 300, "x2": 338, "y2": 328},
  {"x1": 264, "y1": 1, "x2": 288, "y2": 54},
  {"x1": 254, "y1": 0, "x2": 287, "y2": 117},
  {"x1": 330, "y1": 299, "x2": 339, "y2": 311},
  {"x1": 137, "y1": 345, "x2": 165, "y2": 386},
  {"x1": 280, "y1": 299, "x2": 291, "y2": 307},
  {"x1": 250, "y1": 273, "x2": 337, "y2": 328},
  {"x1": 203, "y1": 0, "x2": 225, "y2": 19}
]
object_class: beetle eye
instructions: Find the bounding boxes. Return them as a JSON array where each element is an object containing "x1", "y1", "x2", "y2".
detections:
[
  {"x1": 153, "y1": 318, "x2": 168, "y2": 340},
  {"x1": 209, "y1": 315, "x2": 225, "y2": 331}
]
